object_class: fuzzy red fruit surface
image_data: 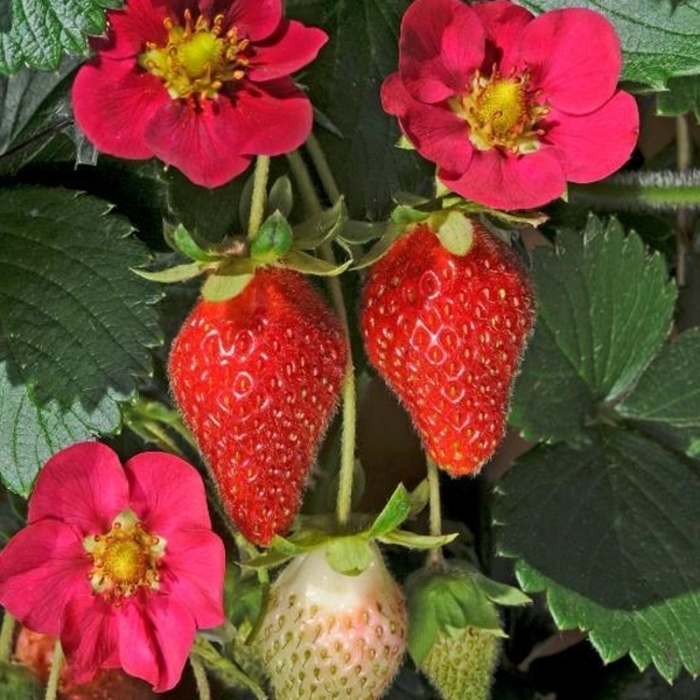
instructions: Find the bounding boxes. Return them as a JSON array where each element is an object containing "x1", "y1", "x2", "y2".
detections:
[
  {"x1": 169, "y1": 268, "x2": 347, "y2": 546},
  {"x1": 360, "y1": 222, "x2": 535, "y2": 476}
]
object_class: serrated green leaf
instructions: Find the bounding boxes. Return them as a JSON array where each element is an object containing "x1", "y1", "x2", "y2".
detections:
[
  {"x1": 0, "y1": 187, "x2": 160, "y2": 492},
  {"x1": 288, "y1": 0, "x2": 433, "y2": 220},
  {"x1": 0, "y1": 59, "x2": 80, "y2": 175},
  {"x1": 367, "y1": 484, "x2": 412, "y2": 538},
  {"x1": 0, "y1": 0, "x2": 123, "y2": 74},
  {"x1": 518, "y1": 0, "x2": 700, "y2": 90},
  {"x1": 495, "y1": 429, "x2": 700, "y2": 680},
  {"x1": 617, "y1": 328, "x2": 700, "y2": 430},
  {"x1": 511, "y1": 217, "x2": 676, "y2": 443},
  {"x1": 325, "y1": 536, "x2": 372, "y2": 576}
]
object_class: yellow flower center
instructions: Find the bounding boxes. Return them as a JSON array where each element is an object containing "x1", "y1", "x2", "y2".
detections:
[
  {"x1": 139, "y1": 10, "x2": 250, "y2": 100},
  {"x1": 83, "y1": 508, "x2": 166, "y2": 603},
  {"x1": 451, "y1": 67, "x2": 550, "y2": 154}
]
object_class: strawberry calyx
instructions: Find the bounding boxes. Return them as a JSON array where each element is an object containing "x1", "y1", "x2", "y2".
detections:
[
  {"x1": 244, "y1": 483, "x2": 457, "y2": 575},
  {"x1": 405, "y1": 560, "x2": 531, "y2": 666}
]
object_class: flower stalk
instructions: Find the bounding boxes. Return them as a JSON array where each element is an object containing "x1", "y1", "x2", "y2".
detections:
[{"x1": 44, "y1": 640, "x2": 63, "y2": 700}]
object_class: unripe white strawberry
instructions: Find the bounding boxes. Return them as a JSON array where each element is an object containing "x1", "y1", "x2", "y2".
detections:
[
  {"x1": 258, "y1": 542, "x2": 407, "y2": 700},
  {"x1": 421, "y1": 625, "x2": 501, "y2": 700}
]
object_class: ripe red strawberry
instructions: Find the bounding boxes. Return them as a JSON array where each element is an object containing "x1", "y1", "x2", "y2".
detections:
[
  {"x1": 258, "y1": 543, "x2": 407, "y2": 699},
  {"x1": 360, "y1": 219, "x2": 535, "y2": 475},
  {"x1": 168, "y1": 267, "x2": 347, "y2": 546}
]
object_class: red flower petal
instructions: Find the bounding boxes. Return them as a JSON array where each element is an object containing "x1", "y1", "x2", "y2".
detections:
[
  {"x1": 61, "y1": 594, "x2": 120, "y2": 685},
  {"x1": 28, "y1": 442, "x2": 128, "y2": 532},
  {"x1": 94, "y1": 0, "x2": 169, "y2": 59},
  {"x1": 547, "y1": 92, "x2": 639, "y2": 182},
  {"x1": 0, "y1": 521, "x2": 89, "y2": 636},
  {"x1": 160, "y1": 529, "x2": 225, "y2": 629},
  {"x1": 143, "y1": 99, "x2": 252, "y2": 187},
  {"x1": 472, "y1": 0, "x2": 533, "y2": 71},
  {"x1": 220, "y1": 79, "x2": 313, "y2": 155},
  {"x1": 120, "y1": 598, "x2": 196, "y2": 691},
  {"x1": 381, "y1": 77, "x2": 473, "y2": 173},
  {"x1": 248, "y1": 20, "x2": 328, "y2": 82},
  {"x1": 440, "y1": 147, "x2": 567, "y2": 210},
  {"x1": 223, "y1": 0, "x2": 282, "y2": 42},
  {"x1": 518, "y1": 8, "x2": 623, "y2": 115},
  {"x1": 72, "y1": 61, "x2": 169, "y2": 160},
  {"x1": 399, "y1": 0, "x2": 484, "y2": 104},
  {"x1": 125, "y1": 452, "x2": 213, "y2": 536}
]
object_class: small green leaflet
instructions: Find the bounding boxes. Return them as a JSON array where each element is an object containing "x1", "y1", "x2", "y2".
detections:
[
  {"x1": 518, "y1": 0, "x2": 700, "y2": 90},
  {"x1": 0, "y1": 187, "x2": 161, "y2": 494},
  {"x1": 510, "y1": 216, "x2": 675, "y2": 444},
  {"x1": 495, "y1": 429, "x2": 700, "y2": 681},
  {"x1": 0, "y1": 0, "x2": 123, "y2": 74}
]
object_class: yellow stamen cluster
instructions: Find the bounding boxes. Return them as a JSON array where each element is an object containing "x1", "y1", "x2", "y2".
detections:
[
  {"x1": 139, "y1": 10, "x2": 250, "y2": 100},
  {"x1": 451, "y1": 67, "x2": 550, "y2": 154},
  {"x1": 83, "y1": 508, "x2": 166, "y2": 604}
]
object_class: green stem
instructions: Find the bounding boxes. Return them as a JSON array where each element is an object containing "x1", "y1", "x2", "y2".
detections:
[
  {"x1": 286, "y1": 147, "x2": 357, "y2": 528},
  {"x1": 44, "y1": 640, "x2": 63, "y2": 700},
  {"x1": 190, "y1": 651, "x2": 211, "y2": 700},
  {"x1": 426, "y1": 457, "x2": 445, "y2": 567},
  {"x1": 676, "y1": 115, "x2": 694, "y2": 286},
  {"x1": 306, "y1": 133, "x2": 342, "y2": 203},
  {"x1": 247, "y1": 155, "x2": 271, "y2": 240},
  {"x1": 569, "y1": 170, "x2": 700, "y2": 212},
  {"x1": 0, "y1": 611, "x2": 15, "y2": 663}
]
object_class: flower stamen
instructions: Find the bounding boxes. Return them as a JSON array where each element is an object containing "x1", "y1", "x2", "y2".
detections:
[
  {"x1": 83, "y1": 508, "x2": 166, "y2": 604},
  {"x1": 139, "y1": 12, "x2": 252, "y2": 101},
  {"x1": 451, "y1": 66, "x2": 550, "y2": 154}
]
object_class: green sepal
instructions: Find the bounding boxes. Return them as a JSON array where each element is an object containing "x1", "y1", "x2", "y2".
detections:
[
  {"x1": 391, "y1": 204, "x2": 430, "y2": 226},
  {"x1": 167, "y1": 223, "x2": 223, "y2": 262},
  {"x1": 268, "y1": 176, "x2": 294, "y2": 219},
  {"x1": 408, "y1": 479, "x2": 430, "y2": 517},
  {"x1": 201, "y1": 262, "x2": 255, "y2": 302},
  {"x1": 325, "y1": 536, "x2": 373, "y2": 576},
  {"x1": 277, "y1": 250, "x2": 352, "y2": 276},
  {"x1": 339, "y1": 220, "x2": 387, "y2": 245},
  {"x1": 131, "y1": 261, "x2": 206, "y2": 283},
  {"x1": 435, "y1": 211, "x2": 474, "y2": 256},
  {"x1": 241, "y1": 550, "x2": 293, "y2": 571},
  {"x1": 397, "y1": 134, "x2": 415, "y2": 150},
  {"x1": 378, "y1": 530, "x2": 457, "y2": 549},
  {"x1": 352, "y1": 221, "x2": 404, "y2": 270},
  {"x1": 406, "y1": 567, "x2": 509, "y2": 665},
  {"x1": 269, "y1": 529, "x2": 332, "y2": 556},
  {"x1": 367, "y1": 484, "x2": 412, "y2": 538},
  {"x1": 250, "y1": 211, "x2": 293, "y2": 262},
  {"x1": 292, "y1": 198, "x2": 347, "y2": 250}
]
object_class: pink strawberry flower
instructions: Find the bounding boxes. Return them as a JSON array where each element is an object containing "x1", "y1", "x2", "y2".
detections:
[
  {"x1": 0, "y1": 442, "x2": 225, "y2": 692},
  {"x1": 72, "y1": 0, "x2": 328, "y2": 187},
  {"x1": 381, "y1": 0, "x2": 639, "y2": 210}
]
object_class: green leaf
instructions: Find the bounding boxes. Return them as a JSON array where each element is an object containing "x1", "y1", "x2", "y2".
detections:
[
  {"x1": 287, "y1": 0, "x2": 434, "y2": 220},
  {"x1": 406, "y1": 569, "x2": 504, "y2": 665},
  {"x1": 518, "y1": 0, "x2": 700, "y2": 90},
  {"x1": 366, "y1": 484, "x2": 412, "y2": 538},
  {"x1": 0, "y1": 59, "x2": 81, "y2": 175},
  {"x1": 495, "y1": 429, "x2": 700, "y2": 680},
  {"x1": 510, "y1": 217, "x2": 676, "y2": 443},
  {"x1": 656, "y1": 75, "x2": 700, "y2": 119},
  {"x1": 325, "y1": 536, "x2": 372, "y2": 576},
  {"x1": 0, "y1": 0, "x2": 123, "y2": 74},
  {"x1": 0, "y1": 187, "x2": 160, "y2": 493},
  {"x1": 617, "y1": 328, "x2": 700, "y2": 430}
]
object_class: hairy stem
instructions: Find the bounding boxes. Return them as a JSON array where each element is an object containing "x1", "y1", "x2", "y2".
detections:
[
  {"x1": 286, "y1": 147, "x2": 357, "y2": 528},
  {"x1": 247, "y1": 155, "x2": 271, "y2": 240},
  {"x1": 427, "y1": 457, "x2": 445, "y2": 567},
  {"x1": 0, "y1": 611, "x2": 15, "y2": 664},
  {"x1": 190, "y1": 650, "x2": 211, "y2": 700},
  {"x1": 676, "y1": 114, "x2": 694, "y2": 286},
  {"x1": 44, "y1": 640, "x2": 63, "y2": 700}
]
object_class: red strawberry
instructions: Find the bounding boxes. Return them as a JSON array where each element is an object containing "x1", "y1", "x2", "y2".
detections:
[
  {"x1": 258, "y1": 543, "x2": 407, "y2": 700},
  {"x1": 168, "y1": 267, "x2": 347, "y2": 546},
  {"x1": 360, "y1": 218, "x2": 535, "y2": 475}
]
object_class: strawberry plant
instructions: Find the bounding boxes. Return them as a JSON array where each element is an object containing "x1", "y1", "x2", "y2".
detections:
[{"x1": 0, "y1": 0, "x2": 699, "y2": 699}]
